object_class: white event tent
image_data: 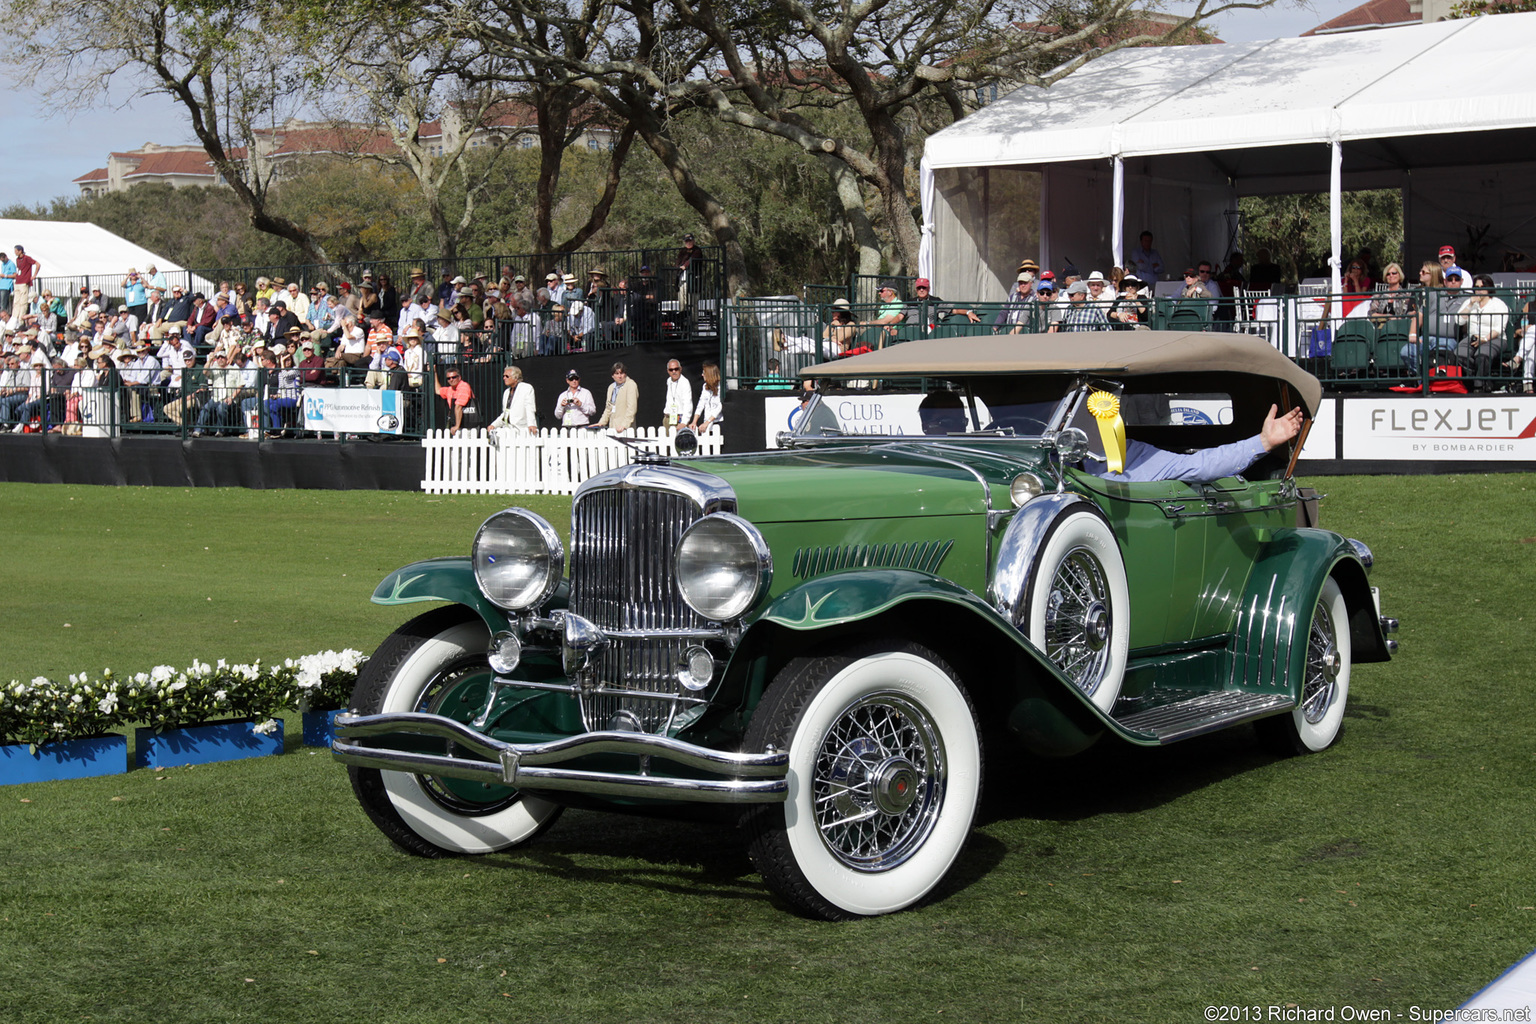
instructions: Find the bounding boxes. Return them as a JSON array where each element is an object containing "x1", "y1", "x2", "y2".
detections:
[
  {"x1": 0, "y1": 218, "x2": 211, "y2": 304},
  {"x1": 920, "y1": 13, "x2": 1536, "y2": 300}
]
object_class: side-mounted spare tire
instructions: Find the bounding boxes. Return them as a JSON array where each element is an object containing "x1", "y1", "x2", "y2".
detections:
[{"x1": 1021, "y1": 508, "x2": 1130, "y2": 713}]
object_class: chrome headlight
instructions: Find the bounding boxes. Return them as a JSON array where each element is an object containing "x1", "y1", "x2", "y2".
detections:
[
  {"x1": 472, "y1": 508, "x2": 564, "y2": 611},
  {"x1": 1009, "y1": 472, "x2": 1045, "y2": 507},
  {"x1": 674, "y1": 513, "x2": 772, "y2": 622}
]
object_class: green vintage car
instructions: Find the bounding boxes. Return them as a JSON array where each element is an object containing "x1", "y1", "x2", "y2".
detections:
[{"x1": 333, "y1": 332, "x2": 1396, "y2": 919}]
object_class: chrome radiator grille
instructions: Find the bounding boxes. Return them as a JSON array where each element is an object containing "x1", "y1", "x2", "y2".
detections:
[{"x1": 569, "y1": 485, "x2": 711, "y2": 731}]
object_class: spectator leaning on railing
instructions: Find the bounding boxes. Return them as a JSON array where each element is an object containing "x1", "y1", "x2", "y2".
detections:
[{"x1": 1053, "y1": 281, "x2": 1109, "y2": 333}]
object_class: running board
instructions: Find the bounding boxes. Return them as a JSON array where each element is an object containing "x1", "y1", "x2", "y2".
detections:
[{"x1": 1114, "y1": 691, "x2": 1294, "y2": 743}]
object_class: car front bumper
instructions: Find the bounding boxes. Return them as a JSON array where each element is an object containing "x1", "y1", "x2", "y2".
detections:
[{"x1": 331, "y1": 711, "x2": 789, "y2": 804}]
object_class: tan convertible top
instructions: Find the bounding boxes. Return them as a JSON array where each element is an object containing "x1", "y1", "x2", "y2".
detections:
[{"x1": 804, "y1": 331, "x2": 1324, "y2": 415}]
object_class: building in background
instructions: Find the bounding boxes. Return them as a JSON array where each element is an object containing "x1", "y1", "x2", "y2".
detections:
[{"x1": 73, "y1": 107, "x2": 622, "y2": 197}]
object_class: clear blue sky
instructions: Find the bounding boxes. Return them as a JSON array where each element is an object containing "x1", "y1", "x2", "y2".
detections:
[{"x1": 0, "y1": 1, "x2": 1363, "y2": 211}]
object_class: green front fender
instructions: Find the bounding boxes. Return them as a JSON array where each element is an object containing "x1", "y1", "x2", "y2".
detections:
[
  {"x1": 756, "y1": 568, "x2": 1011, "y2": 632},
  {"x1": 371, "y1": 557, "x2": 512, "y2": 634},
  {"x1": 726, "y1": 569, "x2": 1123, "y2": 755}
]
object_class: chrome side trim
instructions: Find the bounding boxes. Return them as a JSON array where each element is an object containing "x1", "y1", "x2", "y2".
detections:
[
  {"x1": 333, "y1": 712, "x2": 788, "y2": 805},
  {"x1": 988, "y1": 492, "x2": 1089, "y2": 624}
]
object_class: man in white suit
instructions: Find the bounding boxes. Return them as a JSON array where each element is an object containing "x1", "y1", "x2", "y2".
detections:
[{"x1": 489, "y1": 364, "x2": 538, "y2": 438}]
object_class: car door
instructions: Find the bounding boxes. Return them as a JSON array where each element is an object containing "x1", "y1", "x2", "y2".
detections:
[{"x1": 1190, "y1": 476, "x2": 1295, "y2": 639}]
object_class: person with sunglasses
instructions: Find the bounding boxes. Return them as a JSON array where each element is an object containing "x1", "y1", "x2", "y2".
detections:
[
  {"x1": 662, "y1": 359, "x2": 692, "y2": 428},
  {"x1": 434, "y1": 364, "x2": 474, "y2": 437},
  {"x1": 1455, "y1": 274, "x2": 1509, "y2": 390}
]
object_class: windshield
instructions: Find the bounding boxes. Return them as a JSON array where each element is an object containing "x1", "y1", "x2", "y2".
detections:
[{"x1": 790, "y1": 383, "x2": 1066, "y2": 439}]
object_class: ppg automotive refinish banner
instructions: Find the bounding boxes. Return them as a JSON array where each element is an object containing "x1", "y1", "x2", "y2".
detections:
[{"x1": 303, "y1": 388, "x2": 405, "y2": 436}]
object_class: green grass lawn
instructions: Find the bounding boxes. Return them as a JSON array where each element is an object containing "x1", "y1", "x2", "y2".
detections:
[{"x1": 1, "y1": 477, "x2": 1534, "y2": 1023}]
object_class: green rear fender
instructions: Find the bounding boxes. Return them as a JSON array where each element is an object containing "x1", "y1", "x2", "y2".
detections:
[
  {"x1": 1226, "y1": 529, "x2": 1388, "y2": 698},
  {"x1": 371, "y1": 557, "x2": 512, "y2": 634},
  {"x1": 721, "y1": 569, "x2": 1118, "y2": 756}
]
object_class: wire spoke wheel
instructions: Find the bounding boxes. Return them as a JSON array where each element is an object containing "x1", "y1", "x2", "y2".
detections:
[
  {"x1": 813, "y1": 693, "x2": 944, "y2": 871},
  {"x1": 1257, "y1": 576, "x2": 1352, "y2": 756},
  {"x1": 742, "y1": 643, "x2": 981, "y2": 919},
  {"x1": 1301, "y1": 598, "x2": 1342, "y2": 725},
  {"x1": 1024, "y1": 510, "x2": 1129, "y2": 713}
]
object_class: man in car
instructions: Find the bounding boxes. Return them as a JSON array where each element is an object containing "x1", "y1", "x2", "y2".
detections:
[{"x1": 1095, "y1": 403, "x2": 1303, "y2": 483}]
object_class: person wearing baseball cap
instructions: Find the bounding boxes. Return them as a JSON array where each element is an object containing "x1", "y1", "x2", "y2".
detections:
[
  {"x1": 858, "y1": 281, "x2": 907, "y2": 341},
  {"x1": 995, "y1": 270, "x2": 1039, "y2": 332},
  {"x1": 908, "y1": 276, "x2": 980, "y2": 328},
  {"x1": 555, "y1": 369, "x2": 595, "y2": 426},
  {"x1": 1055, "y1": 280, "x2": 1109, "y2": 333}
]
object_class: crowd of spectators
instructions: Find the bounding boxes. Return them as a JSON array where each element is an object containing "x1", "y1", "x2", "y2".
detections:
[
  {"x1": 772, "y1": 232, "x2": 1536, "y2": 392},
  {"x1": 0, "y1": 240, "x2": 723, "y2": 435}
]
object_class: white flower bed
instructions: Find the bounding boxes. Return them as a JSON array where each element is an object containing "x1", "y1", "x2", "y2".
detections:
[{"x1": 2, "y1": 650, "x2": 367, "y2": 751}]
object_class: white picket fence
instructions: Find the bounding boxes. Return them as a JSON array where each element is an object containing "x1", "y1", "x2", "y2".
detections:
[{"x1": 421, "y1": 426, "x2": 725, "y2": 494}]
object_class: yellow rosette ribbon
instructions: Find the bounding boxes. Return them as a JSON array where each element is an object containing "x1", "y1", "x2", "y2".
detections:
[{"x1": 1086, "y1": 390, "x2": 1127, "y2": 475}]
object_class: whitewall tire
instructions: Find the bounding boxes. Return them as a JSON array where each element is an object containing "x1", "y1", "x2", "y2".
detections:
[
  {"x1": 348, "y1": 606, "x2": 562, "y2": 857},
  {"x1": 743, "y1": 643, "x2": 982, "y2": 919},
  {"x1": 1258, "y1": 576, "x2": 1351, "y2": 755}
]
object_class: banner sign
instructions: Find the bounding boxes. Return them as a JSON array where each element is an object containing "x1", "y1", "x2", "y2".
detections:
[
  {"x1": 303, "y1": 388, "x2": 404, "y2": 435},
  {"x1": 1342, "y1": 397, "x2": 1536, "y2": 460}
]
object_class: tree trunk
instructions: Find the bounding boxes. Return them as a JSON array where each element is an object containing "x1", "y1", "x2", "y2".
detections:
[
  {"x1": 532, "y1": 89, "x2": 571, "y2": 257},
  {"x1": 555, "y1": 123, "x2": 638, "y2": 254},
  {"x1": 627, "y1": 105, "x2": 752, "y2": 294},
  {"x1": 867, "y1": 112, "x2": 922, "y2": 276},
  {"x1": 817, "y1": 153, "x2": 882, "y2": 280}
]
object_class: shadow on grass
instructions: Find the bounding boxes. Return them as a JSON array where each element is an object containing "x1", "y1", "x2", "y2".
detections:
[
  {"x1": 463, "y1": 802, "x2": 1013, "y2": 913},
  {"x1": 477, "y1": 809, "x2": 769, "y2": 904},
  {"x1": 977, "y1": 724, "x2": 1283, "y2": 825}
]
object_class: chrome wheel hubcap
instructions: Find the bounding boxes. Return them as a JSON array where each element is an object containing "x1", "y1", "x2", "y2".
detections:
[{"x1": 813, "y1": 693, "x2": 946, "y2": 871}]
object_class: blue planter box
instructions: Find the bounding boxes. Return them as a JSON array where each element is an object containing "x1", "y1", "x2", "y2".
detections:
[
  {"x1": 1, "y1": 735, "x2": 129, "y2": 785},
  {"x1": 302, "y1": 709, "x2": 344, "y2": 748},
  {"x1": 134, "y1": 719, "x2": 283, "y2": 769}
]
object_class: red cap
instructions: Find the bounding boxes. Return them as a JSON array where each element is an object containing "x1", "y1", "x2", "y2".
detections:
[
  {"x1": 1040, "y1": 271, "x2": 1055, "y2": 280},
  {"x1": 914, "y1": 278, "x2": 931, "y2": 289},
  {"x1": 1438, "y1": 245, "x2": 1456, "y2": 258}
]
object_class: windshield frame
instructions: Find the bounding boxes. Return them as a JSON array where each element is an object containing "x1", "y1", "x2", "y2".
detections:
[{"x1": 782, "y1": 379, "x2": 1083, "y2": 446}]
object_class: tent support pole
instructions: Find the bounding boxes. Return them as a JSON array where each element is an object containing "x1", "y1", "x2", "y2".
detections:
[
  {"x1": 1330, "y1": 139, "x2": 1343, "y2": 299},
  {"x1": 1112, "y1": 156, "x2": 1125, "y2": 269}
]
